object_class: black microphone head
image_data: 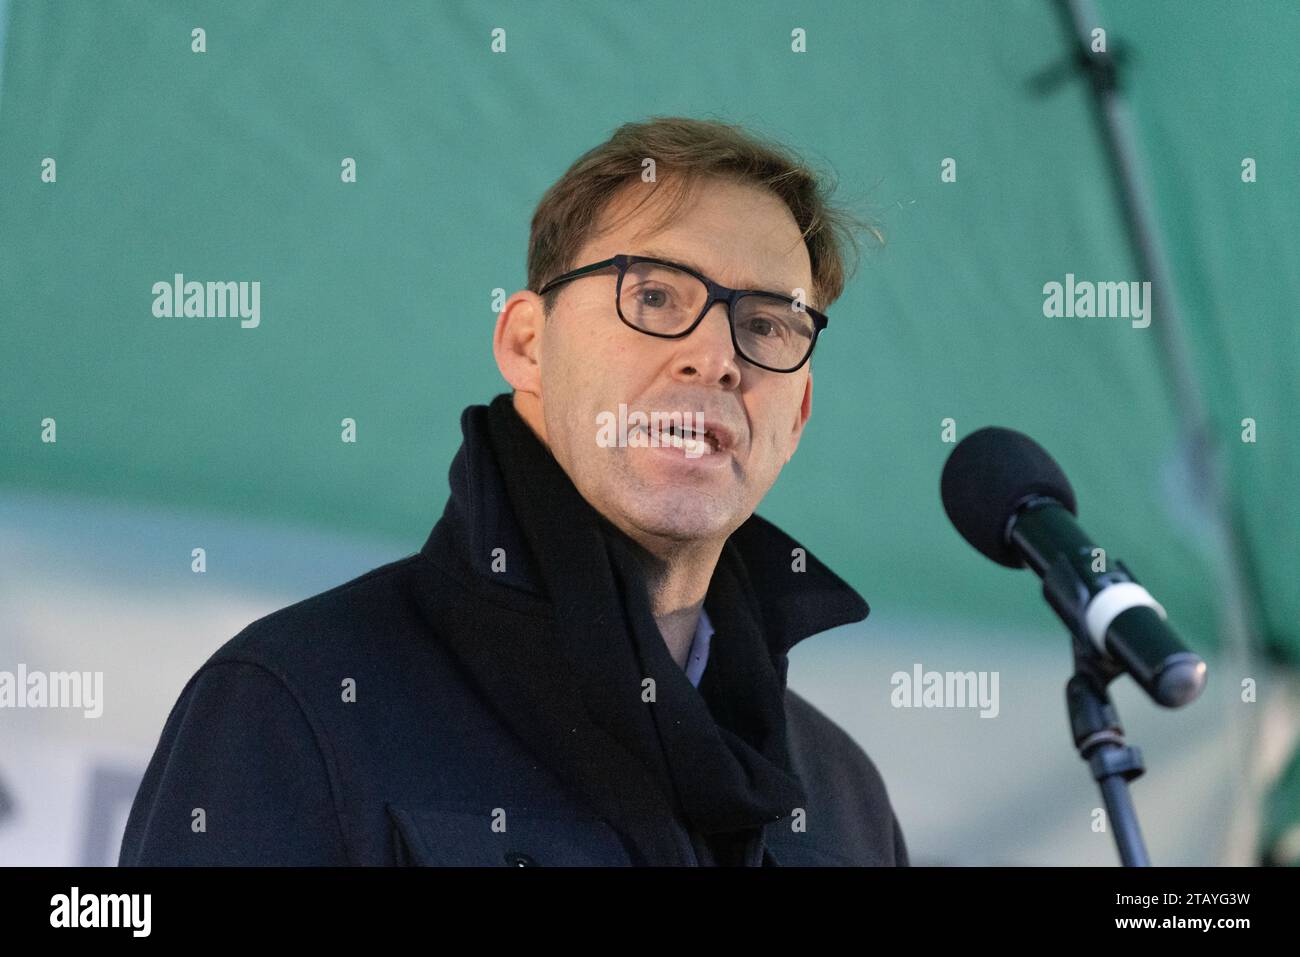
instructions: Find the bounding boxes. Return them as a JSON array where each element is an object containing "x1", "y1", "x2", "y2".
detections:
[{"x1": 941, "y1": 426, "x2": 1078, "y2": 568}]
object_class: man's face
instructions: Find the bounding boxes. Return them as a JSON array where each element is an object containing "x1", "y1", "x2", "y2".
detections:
[{"x1": 530, "y1": 176, "x2": 815, "y2": 549}]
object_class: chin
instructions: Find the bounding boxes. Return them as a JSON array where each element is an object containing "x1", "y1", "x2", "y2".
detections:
[{"x1": 615, "y1": 489, "x2": 738, "y2": 543}]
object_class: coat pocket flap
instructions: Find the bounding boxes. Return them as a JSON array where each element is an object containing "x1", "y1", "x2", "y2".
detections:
[{"x1": 386, "y1": 803, "x2": 632, "y2": 866}]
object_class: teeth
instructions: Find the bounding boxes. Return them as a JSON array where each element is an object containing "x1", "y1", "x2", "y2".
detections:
[{"x1": 650, "y1": 424, "x2": 711, "y2": 455}]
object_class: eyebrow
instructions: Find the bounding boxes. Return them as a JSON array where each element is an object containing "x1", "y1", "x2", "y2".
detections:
[{"x1": 637, "y1": 248, "x2": 797, "y2": 301}]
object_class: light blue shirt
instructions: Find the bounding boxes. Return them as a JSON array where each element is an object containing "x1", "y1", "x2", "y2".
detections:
[{"x1": 684, "y1": 606, "x2": 713, "y2": 687}]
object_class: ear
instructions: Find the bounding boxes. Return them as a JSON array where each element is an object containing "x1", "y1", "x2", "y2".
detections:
[
  {"x1": 493, "y1": 290, "x2": 545, "y2": 396},
  {"x1": 785, "y1": 370, "x2": 813, "y2": 464}
]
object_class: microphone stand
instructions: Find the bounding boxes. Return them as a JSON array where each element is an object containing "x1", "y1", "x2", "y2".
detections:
[
  {"x1": 1015, "y1": 499, "x2": 1154, "y2": 865},
  {"x1": 1065, "y1": 636, "x2": 1151, "y2": 866}
]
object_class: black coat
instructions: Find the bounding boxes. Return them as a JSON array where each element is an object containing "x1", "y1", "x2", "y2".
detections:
[{"x1": 120, "y1": 397, "x2": 908, "y2": 867}]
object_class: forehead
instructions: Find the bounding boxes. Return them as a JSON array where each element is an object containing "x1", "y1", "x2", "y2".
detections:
[{"x1": 585, "y1": 176, "x2": 813, "y2": 298}]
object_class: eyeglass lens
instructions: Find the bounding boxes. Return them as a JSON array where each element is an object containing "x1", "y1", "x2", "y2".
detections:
[{"x1": 619, "y1": 261, "x2": 815, "y2": 370}]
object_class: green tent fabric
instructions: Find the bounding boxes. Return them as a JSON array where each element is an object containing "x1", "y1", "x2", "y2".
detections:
[{"x1": 0, "y1": 0, "x2": 1294, "y2": 862}]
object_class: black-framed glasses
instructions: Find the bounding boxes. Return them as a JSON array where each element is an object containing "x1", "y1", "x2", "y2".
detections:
[{"x1": 536, "y1": 253, "x2": 828, "y2": 373}]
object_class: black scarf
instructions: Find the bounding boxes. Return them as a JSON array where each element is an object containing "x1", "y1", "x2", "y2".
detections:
[{"x1": 429, "y1": 393, "x2": 869, "y2": 865}]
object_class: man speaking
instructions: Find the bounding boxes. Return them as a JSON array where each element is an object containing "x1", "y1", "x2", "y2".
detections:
[{"x1": 119, "y1": 116, "x2": 908, "y2": 867}]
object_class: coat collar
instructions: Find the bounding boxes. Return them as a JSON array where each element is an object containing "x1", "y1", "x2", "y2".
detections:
[{"x1": 421, "y1": 395, "x2": 870, "y2": 656}]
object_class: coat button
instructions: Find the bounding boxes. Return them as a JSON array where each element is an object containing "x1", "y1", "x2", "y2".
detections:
[{"x1": 504, "y1": 851, "x2": 538, "y2": 867}]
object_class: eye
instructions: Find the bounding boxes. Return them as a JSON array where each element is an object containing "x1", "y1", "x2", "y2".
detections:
[
  {"x1": 743, "y1": 315, "x2": 788, "y2": 339},
  {"x1": 637, "y1": 285, "x2": 672, "y2": 308}
]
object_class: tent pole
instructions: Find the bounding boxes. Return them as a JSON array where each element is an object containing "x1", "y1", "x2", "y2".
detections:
[{"x1": 1056, "y1": 0, "x2": 1265, "y2": 865}]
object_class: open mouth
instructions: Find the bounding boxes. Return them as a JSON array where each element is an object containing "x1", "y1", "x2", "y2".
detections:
[{"x1": 648, "y1": 422, "x2": 717, "y2": 455}]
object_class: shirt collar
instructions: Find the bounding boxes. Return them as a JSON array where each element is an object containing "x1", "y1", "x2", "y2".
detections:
[{"x1": 684, "y1": 606, "x2": 714, "y2": 688}]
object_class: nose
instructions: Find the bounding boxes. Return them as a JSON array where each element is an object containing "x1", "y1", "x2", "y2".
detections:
[{"x1": 670, "y1": 301, "x2": 741, "y2": 388}]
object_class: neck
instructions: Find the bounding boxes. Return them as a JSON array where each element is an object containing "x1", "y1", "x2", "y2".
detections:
[
  {"x1": 618, "y1": 533, "x2": 723, "y2": 670},
  {"x1": 509, "y1": 390, "x2": 722, "y2": 669}
]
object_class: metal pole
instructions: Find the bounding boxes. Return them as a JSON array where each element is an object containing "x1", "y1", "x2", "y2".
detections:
[{"x1": 1058, "y1": 0, "x2": 1266, "y2": 864}]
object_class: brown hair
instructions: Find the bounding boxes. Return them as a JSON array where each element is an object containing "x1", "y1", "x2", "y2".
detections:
[{"x1": 526, "y1": 115, "x2": 880, "y2": 317}]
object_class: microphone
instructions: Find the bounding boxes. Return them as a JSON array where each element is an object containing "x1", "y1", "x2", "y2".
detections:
[{"x1": 940, "y1": 426, "x2": 1206, "y2": 708}]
